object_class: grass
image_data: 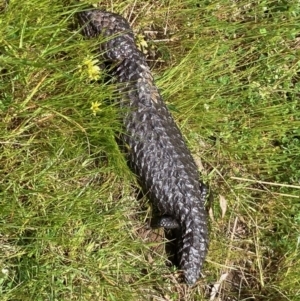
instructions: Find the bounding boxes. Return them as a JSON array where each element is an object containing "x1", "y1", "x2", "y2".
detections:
[{"x1": 0, "y1": 0, "x2": 300, "y2": 300}]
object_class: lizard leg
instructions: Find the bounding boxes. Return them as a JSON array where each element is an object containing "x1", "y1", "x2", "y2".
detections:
[{"x1": 151, "y1": 215, "x2": 180, "y2": 229}]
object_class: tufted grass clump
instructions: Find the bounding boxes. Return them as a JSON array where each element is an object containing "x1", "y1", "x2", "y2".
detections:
[{"x1": 1, "y1": 0, "x2": 300, "y2": 300}]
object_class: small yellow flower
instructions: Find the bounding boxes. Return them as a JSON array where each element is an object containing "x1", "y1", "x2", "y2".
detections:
[
  {"x1": 90, "y1": 101, "x2": 102, "y2": 116},
  {"x1": 79, "y1": 56, "x2": 101, "y2": 81},
  {"x1": 87, "y1": 64, "x2": 101, "y2": 81},
  {"x1": 136, "y1": 34, "x2": 148, "y2": 54}
]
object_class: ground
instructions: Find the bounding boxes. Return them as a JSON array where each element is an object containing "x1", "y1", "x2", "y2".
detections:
[{"x1": 0, "y1": 0, "x2": 299, "y2": 300}]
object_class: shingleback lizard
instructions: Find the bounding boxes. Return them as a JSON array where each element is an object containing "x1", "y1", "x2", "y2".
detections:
[{"x1": 77, "y1": 8, "x2": 208, "y2": 285}]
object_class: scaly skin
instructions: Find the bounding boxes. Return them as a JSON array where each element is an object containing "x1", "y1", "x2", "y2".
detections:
[{"x1": 78, "y1": 9, "x2": 208, "y2": 285}]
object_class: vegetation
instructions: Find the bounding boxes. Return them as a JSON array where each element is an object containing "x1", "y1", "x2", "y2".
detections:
[{"x1": 1, "y1": 0, "x2": 299, "y2": 300}]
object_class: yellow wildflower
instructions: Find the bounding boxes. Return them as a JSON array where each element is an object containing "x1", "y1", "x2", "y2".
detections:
[
  {"x1": 87, "y1": 64, "x2": 101, "y2": 81},
  {"x1": 79, "y1": 56, "x2": 101, "y2": 81},
  {"x1": 136, "y1": 34, "x2": 148, "y2": 54},
  {"x1": 90, "y1": 101, "x2": 101, "y2": 116}
]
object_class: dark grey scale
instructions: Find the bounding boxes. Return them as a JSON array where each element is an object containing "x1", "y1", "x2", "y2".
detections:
[{"x1": 78, "y1": 8, "x2": 208, "y2": 285}]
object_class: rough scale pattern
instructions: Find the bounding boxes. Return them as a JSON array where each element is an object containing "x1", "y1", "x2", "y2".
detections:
[{"x1": 78, "y1": 9, "x2": 208, "y2": 285}]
